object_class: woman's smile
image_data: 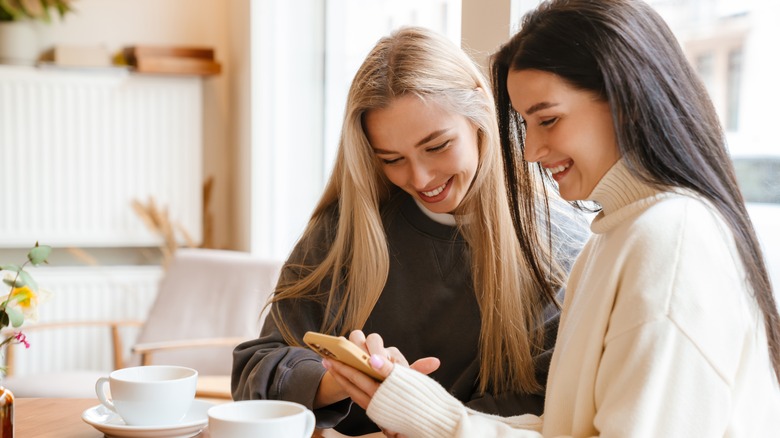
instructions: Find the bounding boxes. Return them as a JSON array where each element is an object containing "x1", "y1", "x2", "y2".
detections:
[{"x1": 419, "y1": 177, "x2": 453, "y2": 202}]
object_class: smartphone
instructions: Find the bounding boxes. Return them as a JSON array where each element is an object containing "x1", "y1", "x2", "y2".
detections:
[{"x1": 303, "y1": 331, "x2": 385, "y2": 381}]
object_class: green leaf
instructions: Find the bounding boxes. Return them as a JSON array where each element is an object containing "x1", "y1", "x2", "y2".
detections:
[
  {"x1": 18, "y1": 270, "x2": 37, "y2": 291},
  {"x1": 0, "y1": 264, "x2": 21, "y2": 273},
  {"x1": 0, "y1": 0, "x2": 25, "y2": 20},
  {"x1": 2, "y1": 277, "x2": 26, "y2": 288},
  {"x1": 56, "y1": 0, "x2": 73, "y2": 18},
  {"x1": 28, "y1": 244, "x2": 52, "y2": 265},
  {"x1": 0, "y1": 310, "x2": 9, "y2": 328},
  {"x1": 5, "y1": 305, "x2": 23, "y2": 327}
]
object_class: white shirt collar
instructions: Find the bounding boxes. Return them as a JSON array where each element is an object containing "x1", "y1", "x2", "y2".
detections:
[{"x1": 413, "y1": 199, "x2": 457, "y2": 226}]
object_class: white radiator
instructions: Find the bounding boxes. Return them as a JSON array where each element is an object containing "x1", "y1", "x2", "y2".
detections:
[
  {"x1": 0, "y1": 65, "x2": 203, "y2": 247},
  {"x1": 7, "y1": 266, "x2": 163, "y2": 376}
]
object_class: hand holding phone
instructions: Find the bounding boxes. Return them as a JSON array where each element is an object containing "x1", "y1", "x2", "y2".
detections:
[{"x1": 303, "y1": 331, "x2": 385, "y2": 381}]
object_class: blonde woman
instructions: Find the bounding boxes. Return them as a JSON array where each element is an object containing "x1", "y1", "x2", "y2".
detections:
[{"x1": 232, "y1": 27, "x2": 587, "y2": 435}]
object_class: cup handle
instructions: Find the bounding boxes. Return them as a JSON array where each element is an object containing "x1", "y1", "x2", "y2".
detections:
[
  {"x1": 302, "y1": 408, "x2": 315, "y2": 438},
  {"x1": 95, "y1": 377, "x2": 117, "y2": 413}
]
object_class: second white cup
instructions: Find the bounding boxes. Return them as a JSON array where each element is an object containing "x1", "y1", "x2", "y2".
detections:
[
  {"x1": 208, "y1": 400, "x2": 315, "y2": 438},
  {"x1": 95, "y1": 365, "x2": 198, "y2": 426}
]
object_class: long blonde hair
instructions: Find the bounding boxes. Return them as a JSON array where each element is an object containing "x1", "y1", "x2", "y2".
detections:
[{"x1": 271, "y1": 27, "x2": 567, "y2": 394}]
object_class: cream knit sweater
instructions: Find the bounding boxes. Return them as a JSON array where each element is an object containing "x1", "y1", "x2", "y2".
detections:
[{"x1": 366, "y1": 160, "x2": 780, "y2": 437}]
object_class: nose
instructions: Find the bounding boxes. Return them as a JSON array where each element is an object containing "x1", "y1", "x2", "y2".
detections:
[
  {"x1": 408, "y1": 161, "x2": 434, "y2": 190},
  {"x1": 523, "y1": 130, "x2": 548, "y2": 163}
]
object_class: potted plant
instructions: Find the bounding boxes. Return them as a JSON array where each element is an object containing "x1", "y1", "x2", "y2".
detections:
[
  {"x1": 0, "y1": 0, "x2": 77, "y2": 65},
  {"x1": 0, "y1": 242, "x2": 51, "y2": 437},
  {"x1": 0, "y1": 0, "x2": 75, "y2": 22}
]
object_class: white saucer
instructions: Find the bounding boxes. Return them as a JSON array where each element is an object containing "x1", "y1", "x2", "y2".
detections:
[{"x1": 81, "y1": 399, "x2": 214, "y2": 438}]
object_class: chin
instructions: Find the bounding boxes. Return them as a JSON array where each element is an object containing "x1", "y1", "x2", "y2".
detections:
[
  {"x1": 558, "y1": 190, "x2": 579, "y2": 202},
  {"x1": 426, "y1": 201, "x2": 456, "y2": 215}
]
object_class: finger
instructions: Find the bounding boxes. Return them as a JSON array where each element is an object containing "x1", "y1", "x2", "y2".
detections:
[
  {"x1": 384, "y1": 347, "x2": 409, "y2": 367},
  {"x1": 348, "y1": 330, "x2": 368, "y2": 354},
  {"x1": 410, "y1": 356, "x2": 441, "y2": 375},
  {"x1": 368, "y1": 353, "x2": 395, "y2": 379},
  {"x1": 381, "y1": 427, "x2": 401, "y2": 438},
  {"x1": 348, "y1": 330, "x2": 367, "y2": 347},
  {"x1": 364, "y1": 333, "x2": 387, "y2": 356},
  {"x1": 323, "y1": 358, "x2": 377, "y2": 409}
]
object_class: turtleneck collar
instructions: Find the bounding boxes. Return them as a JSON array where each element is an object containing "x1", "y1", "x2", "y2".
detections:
[
  {"x1": 585, "y1": 159, "x2": 676, "y2": 234},
  {"x1": 587, "y1": 159, "x2": 660, "y2": 216}
]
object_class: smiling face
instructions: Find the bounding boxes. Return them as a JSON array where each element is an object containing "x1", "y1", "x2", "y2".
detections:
[
  {"x1": 364, "y1": 94, "x2": 480, "y2": 214},
  {"x1": 506, "y1": 69, "x2": 620, "y2": 201}
]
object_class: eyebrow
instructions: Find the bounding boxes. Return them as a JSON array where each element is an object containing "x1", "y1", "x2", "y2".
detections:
[
  {"x1": 372, "y1": 128, "x2": 450, "y2": 154},
  {"x1": 524, "y1": 102, "x2": 559, "y2": 116},
  {"x1": 414, "y1": 129, "x2": 449, "y2": 147}
]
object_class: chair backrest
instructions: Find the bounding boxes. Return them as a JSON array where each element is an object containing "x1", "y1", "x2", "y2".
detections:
[{"x1": 131, "y1": 248, "x2": 282, "y2": 375}]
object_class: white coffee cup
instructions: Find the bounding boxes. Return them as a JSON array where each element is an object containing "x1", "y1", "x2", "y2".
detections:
[
  {"x1": 95, "y1": 365, "x2": 198, "y2": 426},
  {"x1": 207, "y1": 400, "x2": 315, "y2": 438}
]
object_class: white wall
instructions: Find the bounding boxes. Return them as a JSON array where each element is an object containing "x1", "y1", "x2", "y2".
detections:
[{"x1": 31, "y1": 0, "x2": 238, "y2": 250}]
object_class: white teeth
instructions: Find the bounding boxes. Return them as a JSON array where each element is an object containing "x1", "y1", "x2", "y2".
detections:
[
  {"x1": 547, "y1": 163, "x2": 570, "y2": 175},
  {"x1": 422, "y1": 182, "x2": 447, "y2": 197}
]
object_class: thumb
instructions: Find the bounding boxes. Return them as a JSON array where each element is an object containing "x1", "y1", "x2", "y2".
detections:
[
  {"x1": 410, "y1": 357, "x2": 441, "y2": 375},
  {"x1": 369, "y1": 353, "x2": 396, "y2": 379}
]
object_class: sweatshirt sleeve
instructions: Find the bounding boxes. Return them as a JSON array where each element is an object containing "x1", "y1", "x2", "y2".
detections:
[
  {"x1": 231, "y1": 305, "x2": 352, "y2": 428},
  {"x1": 367, "y1": 366, "x2": 544, "y2": 438}
]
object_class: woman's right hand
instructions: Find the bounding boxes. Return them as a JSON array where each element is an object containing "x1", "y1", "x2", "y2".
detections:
[
  {"x1": 325, "y1": 331, "x2": 440, "y2": 406},
  {"x1": 314, "y1": 331, "x2": 440, "y2": 409},
  {"x1": 313, "y1": 368, "x2": 350, "y2": 408},
  {"x1": 313, "y1": 331, "x2": 399, "y2": 408}
]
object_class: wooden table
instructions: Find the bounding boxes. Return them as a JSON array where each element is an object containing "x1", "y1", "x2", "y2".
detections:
[
  {"x1": 14, "y1": 398, "x2": 378, "y2": 438},
  {"x1": 16, "y1": 398, "x2": 117, "y2": 438}
]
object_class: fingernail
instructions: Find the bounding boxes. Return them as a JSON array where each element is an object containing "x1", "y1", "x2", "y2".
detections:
[
  {"x1": 369, "y1": 354, "x2": 385, "y2": 369},
  {"x1": 322, "y1": 358, "x2": 331, "y2": 370}
]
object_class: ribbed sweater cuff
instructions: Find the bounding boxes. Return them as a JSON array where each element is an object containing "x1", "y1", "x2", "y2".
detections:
[{"x1": 366, "y1": 366, "x2": 465, "y2": 438}]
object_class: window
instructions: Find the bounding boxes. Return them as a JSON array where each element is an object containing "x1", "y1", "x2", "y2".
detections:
[
  {"x1": 250, "y1": 0, "x2": 460, "y2": 260},
  {"x1": 733, "y1": 158, "x2": 780, "y2": 204},
  {"x1": 696, "y1": 52, "x2": 715, "y2": 95},
  {"x1": 726, "y1": 47, "x2": 743, "y2": 131}
]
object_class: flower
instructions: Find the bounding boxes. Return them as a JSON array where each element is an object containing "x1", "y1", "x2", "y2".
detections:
[
  {"x1": 0, "y1": 242, "x2": 51, "y2": 365},
  {"x1": 14, "y1": 332, "x2": 29, "y2": 349},
  {"x1": 0, "y1": 0, "x2": 76, "y2": 23}
]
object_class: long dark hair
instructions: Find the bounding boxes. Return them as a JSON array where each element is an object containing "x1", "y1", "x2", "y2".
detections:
[{"x1": 491, "y1": 0, "x2": 780, "y2": 382}]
